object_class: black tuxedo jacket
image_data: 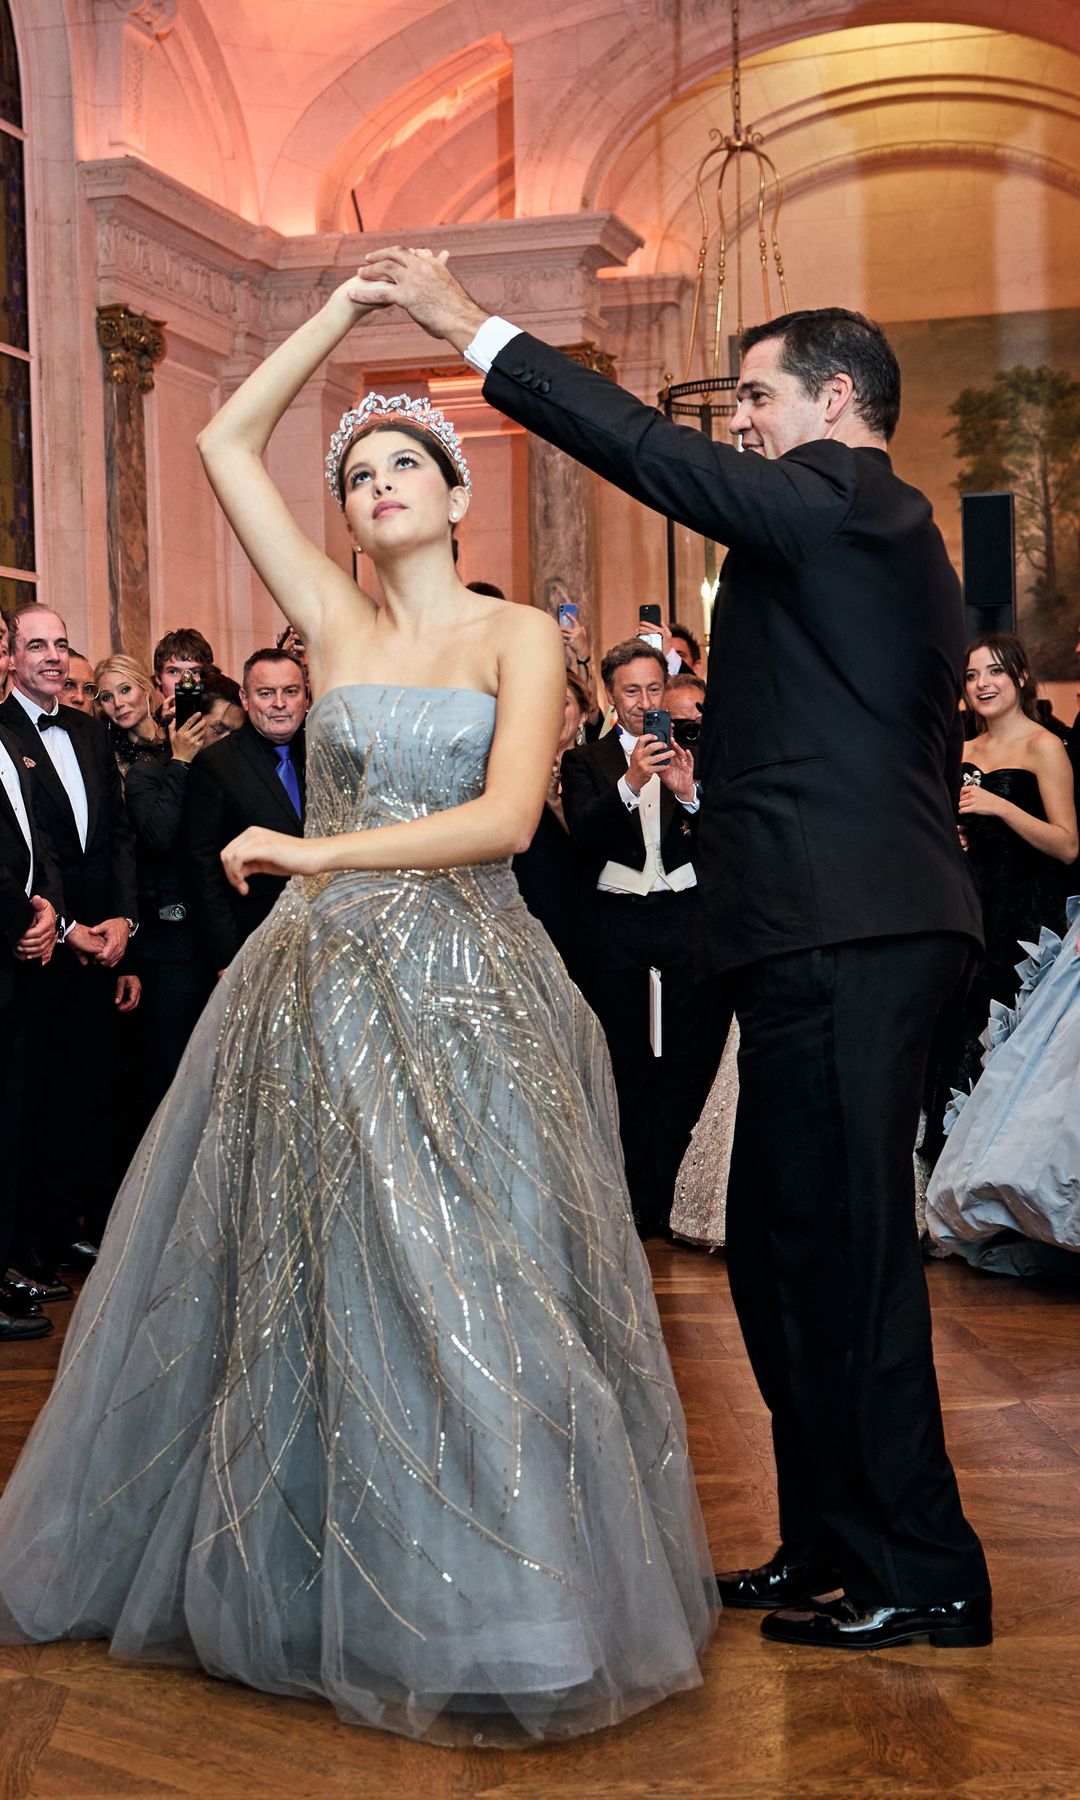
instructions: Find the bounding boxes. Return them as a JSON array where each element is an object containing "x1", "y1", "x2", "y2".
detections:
[
  {"x1": 560, "y1": 730, "x2": 696, "y2": 884},
  {"x1": 0, "y1": 723, "x2": 63, "y2": 1006},
  {"x1": 0, "y1": 694, "x2": 136, "y2": 932},
  {"x1": 485, "y1": 335, "x2": 982, "y2": 971},
  {"x1": 183, "y1": 721, "x2": 306, "y2": 971}
]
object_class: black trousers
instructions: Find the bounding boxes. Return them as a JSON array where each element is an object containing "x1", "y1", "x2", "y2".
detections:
[
  {"x1": 0, "y1": 984, "x2": 24, "y2": 1275},
  {"x1": 726, "y1": 932, "x2": 990, "y2": 1606},
  {"x1": 587, "y1": 889, "x2": 726, "y2": 1235},
  {"x1": 17, "y1": 951, "x2": 118, "y2": 1265}
]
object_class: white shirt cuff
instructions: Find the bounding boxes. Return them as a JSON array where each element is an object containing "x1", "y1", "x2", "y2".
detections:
[
  {"x1": 679, "y1": 789, "x2": 701, "y2": 814},
  {"x1": 464, "y1": 316, "x2": 523, "y2": 377},
  {"x1": 617, "y1": 774, "x2": 641, "y2": 811}
]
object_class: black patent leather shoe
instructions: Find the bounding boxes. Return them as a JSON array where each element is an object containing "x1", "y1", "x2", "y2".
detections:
[
  {"x1": 761, "y1": 1593, "x2": 993, "y2": 1649},
  {"x1": 61, "y1": 1241, "x2": 98, "y2": 1272},
  {"x1": 7, "y1": 1265, "x2": 73, "y2": 1303},
  {"x1": 0, "y1": 1277, "x2": 48, "y2": 1319},
  {"x1": 0, "y1": 1310, "x2": 53, "y2": 1342},
  {"x1": 715, "y1": 1544, "x2": 843, "y2": 1609}
]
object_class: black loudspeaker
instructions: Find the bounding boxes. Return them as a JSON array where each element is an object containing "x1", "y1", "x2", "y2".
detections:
[{"x1": 961, "y1": 491, "x2": 1015, "y2": 639}]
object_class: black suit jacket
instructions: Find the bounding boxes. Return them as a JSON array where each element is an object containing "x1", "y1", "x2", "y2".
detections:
[
  {"x1": 485, "y1": 335, "x2": 982, "y2": 971},
  {"x1": 183, "y1": 722, "x2": 306, "y2": 970},
  {"x1": 560, "y1": 730, "x2": 696, "y2": 885},
  {"x1": 0, "y1": 694, "x2": 136, "y2": 932},
  {"x1": 0, "y1": 723, "x2": 63, "y2": 996}
]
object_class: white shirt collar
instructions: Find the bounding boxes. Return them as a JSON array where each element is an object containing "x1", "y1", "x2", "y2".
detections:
[{"x1": 12, "y1": 684, "x2": 58, "y2": 721}]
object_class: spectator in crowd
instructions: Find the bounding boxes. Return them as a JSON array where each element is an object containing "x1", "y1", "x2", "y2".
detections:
[
  {"x1": 196, "y1": 672, "x2": 245, "y2": 743},
  {"x1": 0, "y1": 713, "x2": 61, "y2": 1340},
  {"x1": 183, "y1": 647, "x2": 307, "y2": 976},
  {"x1": 512, "y1": 670, "x2": 590, "y2": 986},
  {"x1": 0, "y1": 612, "x2": 11, "y2": 700},
  {"x1": 95, "y1": 654, "x2": 170, "y2": 771},
  {"x1": 153, "y1": 627, "x2": 215, "y2": 722},
  {"x1": 922, "y1": 632, "x2": 1077, "y2": 1161},
  {"x1": 668, "y1": 622, "x2": 703, "y2": 675},
  {"x1": 61, "y1": 652, "x2": 98, "y2": 714},
  {"x1": 560, "y1": 639, "x2": 724, "y2": 1237},
  {"x1": 666, "y1": 670, "x2": 707, "y2": 729},
  {"x1": 0, "y1": 603, "x2": 138, "y2": 1285}
]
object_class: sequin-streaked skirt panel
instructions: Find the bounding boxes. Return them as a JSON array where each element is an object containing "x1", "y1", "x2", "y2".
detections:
[{"x1": 0, "y1": 865, "x2": 715, "y2": 1743}]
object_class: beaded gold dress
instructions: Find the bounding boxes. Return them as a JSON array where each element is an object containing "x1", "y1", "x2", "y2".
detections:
[{"x1": 0, "y1": 685, "x2": 716, "y2": 1745}]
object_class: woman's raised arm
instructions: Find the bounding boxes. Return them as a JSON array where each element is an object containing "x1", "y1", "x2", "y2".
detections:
[{"x1": 197, "y1": 281, "x2": 375, "y2": 647}]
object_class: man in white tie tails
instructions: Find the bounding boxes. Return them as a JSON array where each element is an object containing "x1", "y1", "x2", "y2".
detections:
[{"x1": 560, "y1": 639, "x2": 724, "y2": 1238}]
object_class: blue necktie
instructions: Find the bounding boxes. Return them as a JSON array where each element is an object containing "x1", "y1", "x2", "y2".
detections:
[{"x1": 274, "y1": 742, "x2": 301, "y2": 817}]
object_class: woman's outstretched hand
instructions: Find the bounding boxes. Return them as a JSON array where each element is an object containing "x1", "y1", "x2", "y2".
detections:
[
  {"x1": 348, "y1": 248, "x2": 489, "y2": 351},
  {"x1": 221, "y1": 826, "x2": 319, "y2": 895}
]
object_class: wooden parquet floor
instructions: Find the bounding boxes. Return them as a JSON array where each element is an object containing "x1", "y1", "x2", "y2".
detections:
[{"x1": 2, "y1": 1251, "x2": 1079, "y2": 1800}]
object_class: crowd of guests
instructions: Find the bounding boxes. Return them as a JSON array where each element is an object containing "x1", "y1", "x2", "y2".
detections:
[
  {"x1": 0, "y1": 604, "x2": 310, "y2": 1343},
  {"x1": 3, "y1": 593, "x2": 1078, "y2": 1347}
]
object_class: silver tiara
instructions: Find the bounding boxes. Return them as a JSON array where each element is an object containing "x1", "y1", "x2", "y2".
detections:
[{"x1": 325, "y1": 392, "x2": 471, "y2": 506}]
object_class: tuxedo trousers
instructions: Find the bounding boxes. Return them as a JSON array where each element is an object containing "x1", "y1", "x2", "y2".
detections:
[
  {"x1": 17, "y1": 951, "x2": 118, "y2": 1265},
  {"x1": 726, "y1": 932, "x2": 990, "y2": 1606},
  {"x1": 586, "y1": 888, "x2": 725, "y2": 1236},
  {"x1": 0, "y1": 986, "x2": 24, "y2": 1274}
]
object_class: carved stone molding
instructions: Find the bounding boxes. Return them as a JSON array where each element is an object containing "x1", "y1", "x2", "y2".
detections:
[
  {"x1": 96, "y1": 302, "x2": 167, "y2": 392},
  {"x1": 562, "y1": 341, "x2": 617, "y2": 380},
  {"x1": 94, "y1": 0, "x2": 177, "y2": 35}
]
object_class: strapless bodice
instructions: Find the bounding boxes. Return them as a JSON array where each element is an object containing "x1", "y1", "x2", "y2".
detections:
[{"x1": 304, "y1": 684, "x2": 496, "y2": 839}]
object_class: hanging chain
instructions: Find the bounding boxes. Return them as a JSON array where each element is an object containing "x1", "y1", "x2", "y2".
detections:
[{"x1": 730, "y1": 0, "x2": 742, "y2": 142}]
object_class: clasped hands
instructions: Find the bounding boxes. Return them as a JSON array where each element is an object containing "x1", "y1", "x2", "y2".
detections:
[
  {"x1": 625, "y1": 735, "x2": 697, "y2": 804},
  {"x1": 340, "y1": 246, "x2": 486, "y2": 347}
]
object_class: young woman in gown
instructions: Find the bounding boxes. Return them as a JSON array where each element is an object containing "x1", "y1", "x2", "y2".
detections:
[
  {"x1": 0, "y1": 275, "x2": 716, "y2": 1744},
  {"x1": 921, "y1": 634, "x2": 1077, "y2": 1162}
]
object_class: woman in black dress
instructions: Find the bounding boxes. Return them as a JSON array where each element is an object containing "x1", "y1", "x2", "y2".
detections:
[{"x1": 939, "y1": 633, "x2": 1077, "y2": 1109}]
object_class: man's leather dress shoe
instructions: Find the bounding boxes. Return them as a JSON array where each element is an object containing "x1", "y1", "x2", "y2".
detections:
[
  {"x1": 61, "y1": 1241, "x2": 98, "y2": 1272},
  {"x1": 8, "y1": 1265, "x2": 72, "y2": 1303},
  {"x1": 0, "y1": 1311, "x2": 53, "y2": 1342},
  {"x1": 0, "y1": 1276, "x2": 51, "y2": 1318},
  {"x1": 715, "y1": 1545, "x2": 842, "y2": 1609},
  {"x1": 761, "y1": 1593, "x2": 993, "y2": 1649}
]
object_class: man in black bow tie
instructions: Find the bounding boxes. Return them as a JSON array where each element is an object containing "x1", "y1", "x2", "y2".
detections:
[{"x1": 0, "y1": 605, "x2": 137, "y2": 1283}]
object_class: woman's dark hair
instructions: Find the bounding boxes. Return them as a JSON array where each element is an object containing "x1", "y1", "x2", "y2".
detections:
[
  {"x1": 965, "y1": 632, "x2": 1042, "y2": 731},
  {"x1": 338, "y1": 422, "x2": 460, "y2": 504},
  {"x1": 565, "y1": 671, "x2": 590, "y2": 714},
  {"x1": 740, "y1": 307, "x2": 901, "y2": 441}
]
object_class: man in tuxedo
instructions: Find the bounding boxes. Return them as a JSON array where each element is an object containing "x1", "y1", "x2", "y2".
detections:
[
  {"x1": 0, "y1": 605, "x2": 138, "y2": 1279},
  {"x1": 561, "y1": 640, "x2": 719, "y2": 1237},
  {"x1": 360, "y1": 252, "x2": 991, "y2": 1651},
  {"x1": 0, "y1": 718, "x2": 62, "y2": 1339},
  {"x1": 184, "y1": 647, "x2": 307, "y2": 975}
]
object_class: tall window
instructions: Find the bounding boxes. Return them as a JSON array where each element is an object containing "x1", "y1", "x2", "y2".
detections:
[{"x1": 0, "y1": 0, "x2": 33, "y2": 615}]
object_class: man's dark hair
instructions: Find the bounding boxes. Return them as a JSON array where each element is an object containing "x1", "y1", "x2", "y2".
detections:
[
  {"x1": 668, "y1": 621, "x2": 701, "y2": 664},
  {"x1": 666, "y1": 671, "x2": 707, "y2": 700},
  {"x1": 153, "y1": 627, "x2": 214, "y2": 677},
  {"x1": 466, "y1": 580, "x2": 505, "y2": 598},
  {"x1": 197, "y1": 669, "x2": 242, "y2": 709},
  {"x1": 740, "y1": 307, "x2": 901, "y2": 441},
  {"x1": 600, "y1": 638, "x2": 668, "y2": 692},
  {"x1": 242, "y1": 647, "x2": 305, "y2": 688}
]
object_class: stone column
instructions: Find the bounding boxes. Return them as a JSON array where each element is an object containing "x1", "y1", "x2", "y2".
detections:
[
  {"x1": 96, "y1": 302, "x2": 167, "y2": 663},
  {"x1": 527, "y1": 342, "x2": 615, "y2": 663}
]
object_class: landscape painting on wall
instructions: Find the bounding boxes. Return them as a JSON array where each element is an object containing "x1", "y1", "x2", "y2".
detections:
[{"x1": 889, "y1": 307, "x2": 1080, "y2": 682}]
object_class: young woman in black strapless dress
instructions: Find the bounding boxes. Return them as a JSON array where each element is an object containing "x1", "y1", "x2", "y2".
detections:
[{"x1": 944, "y1": 633, "x2": 1077, "y2": 1101}]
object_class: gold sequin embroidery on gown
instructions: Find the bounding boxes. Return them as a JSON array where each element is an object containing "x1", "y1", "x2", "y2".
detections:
[{"x1": 0, "y1": 685, "x2": 716, "y2": 1745}]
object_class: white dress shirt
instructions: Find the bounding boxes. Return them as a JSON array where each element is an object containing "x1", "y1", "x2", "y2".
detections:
[
  {"x1": 597, "y1": 729, "x2": 699, "y2": 897},
  {"x1": 0, "y1": 733, "x2": 34, "y2": 893},
  {"x1": 11, "y1": 684, "x2": 89, "y2": 851}
]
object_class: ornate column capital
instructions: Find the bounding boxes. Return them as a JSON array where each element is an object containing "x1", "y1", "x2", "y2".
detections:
[
  {"x1": 96, "y1": 302, "x2": 167, "y2": 392},
  {"x1": 93, "y1": 0, "x2": 177, "y2": 36},
  {"x1": 561, "y1": 342, "x2": 617, "y2": 381}
]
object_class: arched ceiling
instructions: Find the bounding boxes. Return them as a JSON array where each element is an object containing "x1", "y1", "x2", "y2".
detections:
[{"x1": 89, "y1": 0, "x2": 1080, "y2": 243}]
